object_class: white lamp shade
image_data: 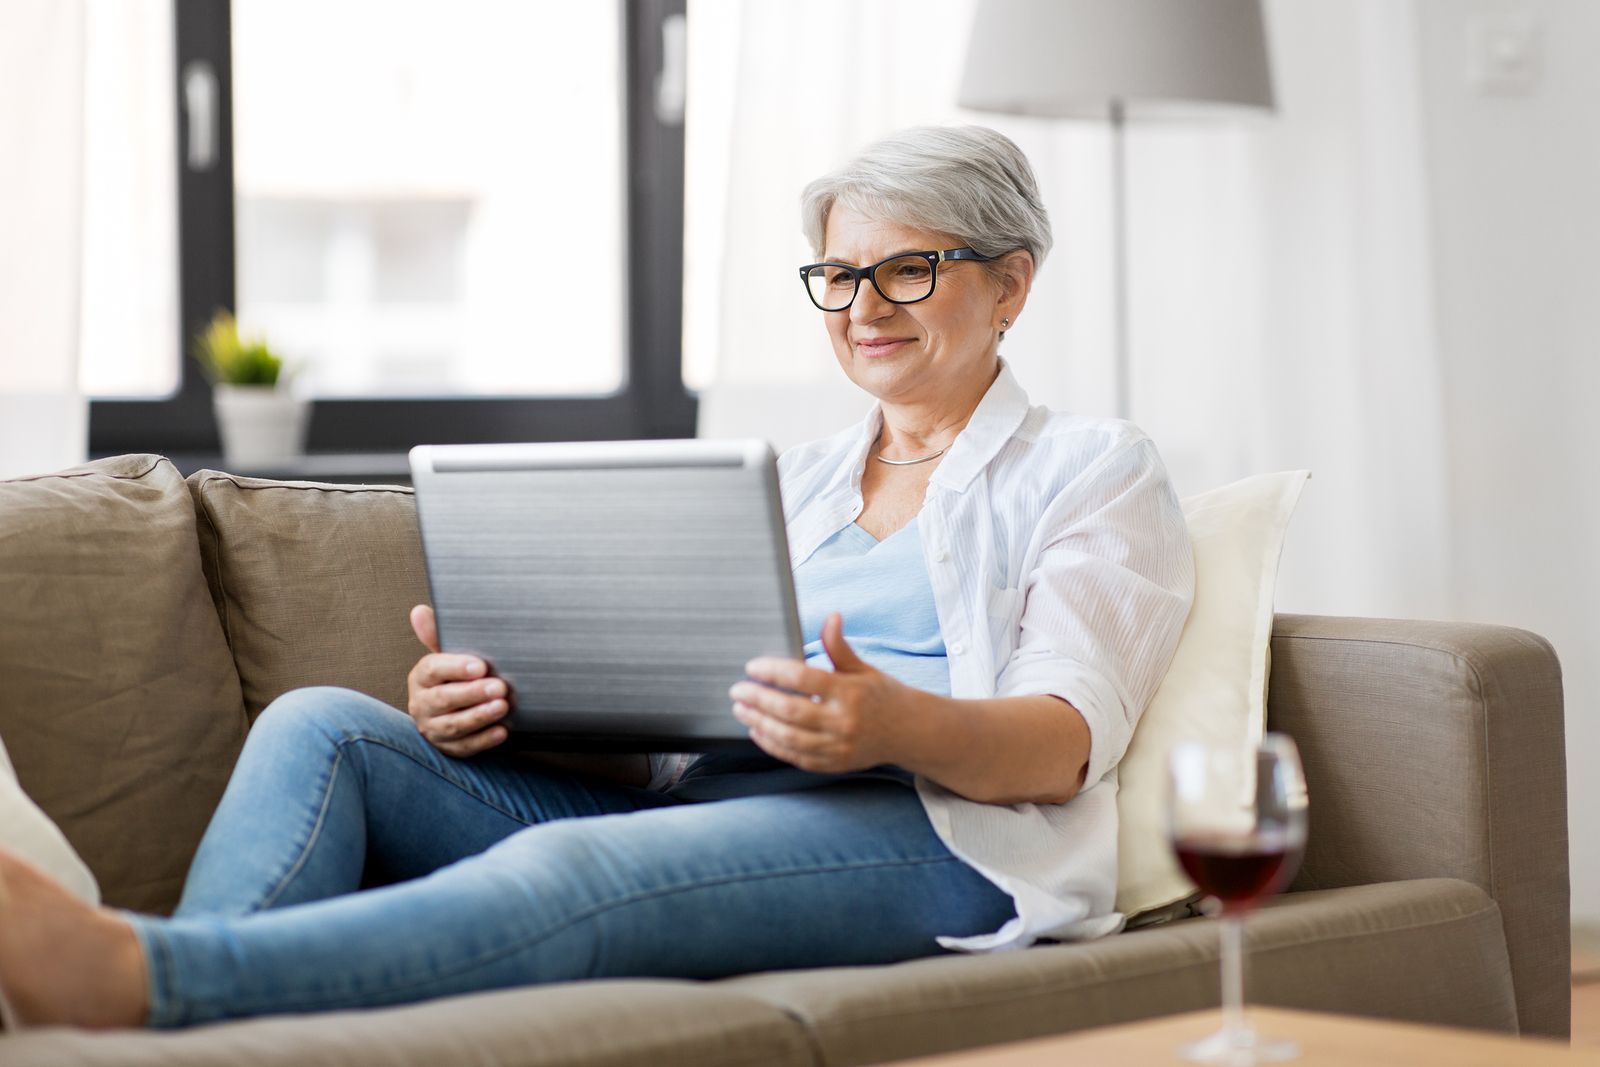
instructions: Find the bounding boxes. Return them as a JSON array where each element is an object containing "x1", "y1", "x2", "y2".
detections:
[{"x1": 959, "y1": 0, "x2": 1274, "y2": 119}]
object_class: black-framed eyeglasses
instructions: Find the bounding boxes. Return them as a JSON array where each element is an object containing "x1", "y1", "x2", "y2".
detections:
[{"x1": 798, "y1": 247, "x2": 994, "y2": 312}]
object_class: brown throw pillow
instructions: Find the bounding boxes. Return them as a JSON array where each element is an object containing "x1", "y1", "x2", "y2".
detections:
[
  {"x1": 186, "y1": 472, "x2": 431, "y2": 722},
  {"x1": 0, "y1": 455, "x2": 248, "y2": 914}
]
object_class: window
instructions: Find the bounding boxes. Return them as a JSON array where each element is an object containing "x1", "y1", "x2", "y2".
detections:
[{"x1": 89, "y1": 0, "x2": 693, "y2": 461}]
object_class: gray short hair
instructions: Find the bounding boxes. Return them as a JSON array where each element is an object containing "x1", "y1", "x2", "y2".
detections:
[{"x1": 800, "y1": 125, "x2": 1052, "y2": 268}]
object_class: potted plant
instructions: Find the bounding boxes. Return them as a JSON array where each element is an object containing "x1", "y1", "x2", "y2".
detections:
[{"x1": 192, "y1": 311, "x2": 309, "y2": 468}]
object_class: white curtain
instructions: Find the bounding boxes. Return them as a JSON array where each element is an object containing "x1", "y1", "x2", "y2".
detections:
[
  {"x1": 686, "y1": 0, "x2": 1453, "y2": 620},
  {"x1": 1128, "y1": 0, "x2": 1454, "y2": 617},
  {"x1": 0, "y1": 0, "x2": 89, "y2": 479},
  {"x1": 0, "y1": 0, "x2": 176, "y2": 480},
  {"x1": 78, "y1": 0, "x2": 179, "y2": 399}
]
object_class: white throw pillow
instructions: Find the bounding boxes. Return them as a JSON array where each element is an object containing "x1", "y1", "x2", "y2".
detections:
[
  {"x1": 1114, "y1": 470, "x2": 1310, "y2": 918},
  {"x1": 0, "y1": 733, "x2": 99, "y2": 903}
]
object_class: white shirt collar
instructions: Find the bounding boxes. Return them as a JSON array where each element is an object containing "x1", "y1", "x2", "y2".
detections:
[{"x1": 844, "y1": 359, "x2": 1032, "y2": 494}]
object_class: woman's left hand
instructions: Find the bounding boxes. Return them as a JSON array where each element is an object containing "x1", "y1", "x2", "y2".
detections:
[{"x1": 730, "y1": 612, "x2": 915, "y2": 773}]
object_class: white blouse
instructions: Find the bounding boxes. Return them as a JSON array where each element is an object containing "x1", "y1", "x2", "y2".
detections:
[{"x1": 774, "y1": 361, "x2": 1195, "y2": 951}]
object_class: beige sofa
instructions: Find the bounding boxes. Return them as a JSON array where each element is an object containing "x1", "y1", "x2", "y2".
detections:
[{"x1": 0, "y1": 454, "x2": 1571, "y2": 1065}]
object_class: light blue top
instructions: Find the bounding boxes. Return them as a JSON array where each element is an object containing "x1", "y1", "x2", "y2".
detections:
[
  {"x1": 672, "y1": 516, "x2": 947, "y2": 798},
  {"x1": 794, "y1": 516, "x2": 950, "y2": 696}
]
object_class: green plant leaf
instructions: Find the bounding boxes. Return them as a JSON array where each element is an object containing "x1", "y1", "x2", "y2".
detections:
[{"x1": 192, "y1": 310, "x2": 284, "y2": 386}]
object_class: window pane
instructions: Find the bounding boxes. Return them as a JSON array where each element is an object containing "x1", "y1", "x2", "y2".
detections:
[
  {"x1": 80, "y1": 0, "x2": 180, "y2": 399},
  {"x1": 232, "y1": 0, "x2": 625, "y2": 398}
]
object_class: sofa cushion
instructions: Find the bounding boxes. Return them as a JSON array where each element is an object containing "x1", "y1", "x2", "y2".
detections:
[
  {"x1": 719, "y1": 878, "x2": 1515, "y2": 1066},
  {"x1": 1116, "y1": 469, "x2": 1310, "y2": 918},
  {"x1": 186, "y1": 472, "x2": 430, "y2": 720},
  {"x1": 0, "y1": 980, "x2": 814, "y2": 1067},
  {"x1": 0, "y1": 727, "x2": 99, "y2": 903},
  {"x1": 0, "y1": 455, "x2": 247, "y2": 913}
]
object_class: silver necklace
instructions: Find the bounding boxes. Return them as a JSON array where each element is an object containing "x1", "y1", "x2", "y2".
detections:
[{"x1": 875, "y1": 446, "x2": 947, "y2": 466}]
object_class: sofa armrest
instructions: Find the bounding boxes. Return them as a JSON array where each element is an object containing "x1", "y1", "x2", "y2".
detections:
[{"x1": 1266, "y1": 613, "x2": 1569, "y2": 1038}]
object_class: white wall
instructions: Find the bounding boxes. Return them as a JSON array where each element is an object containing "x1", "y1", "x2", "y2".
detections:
[{"x1": 1413, "y1": 0, "x2": 1600, "y2": 925}]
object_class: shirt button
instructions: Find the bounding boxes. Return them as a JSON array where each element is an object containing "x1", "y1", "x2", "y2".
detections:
[
  {"x1": 932, "y1": 548, "x2": 950, "y2": 563},
  {"x1": 949, "y1": 641, "x2": 966, "y2": 656}
]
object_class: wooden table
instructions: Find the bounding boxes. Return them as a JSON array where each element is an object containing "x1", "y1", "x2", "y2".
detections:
[{"x1": 895, "y1": 1008, "x2": 1600, "y2": 1066}]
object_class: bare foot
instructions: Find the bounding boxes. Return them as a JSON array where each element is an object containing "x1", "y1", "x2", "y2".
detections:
[{"x1": 0, "y1": 849, "x2": 148, "y2": 1028}]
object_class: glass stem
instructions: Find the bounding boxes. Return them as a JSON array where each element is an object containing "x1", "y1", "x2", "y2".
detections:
[{"x1": 1221, "y1": 912, "x2": 1249, "y2": 1046}]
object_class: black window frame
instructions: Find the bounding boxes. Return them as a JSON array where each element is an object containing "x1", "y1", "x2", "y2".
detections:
[{"x1": 89, "y1": 0, "x2": 694, "y2": 461}]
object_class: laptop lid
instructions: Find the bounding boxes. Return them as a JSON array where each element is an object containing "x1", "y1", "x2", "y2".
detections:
[{"x1": 409, "y1": 439, "x2": 800, "y2": 751}]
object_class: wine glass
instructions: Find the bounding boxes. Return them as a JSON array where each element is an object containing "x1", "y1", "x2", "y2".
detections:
[{"x1": 1168, "y1": 733, "x2": 1308, "y2": 1065}]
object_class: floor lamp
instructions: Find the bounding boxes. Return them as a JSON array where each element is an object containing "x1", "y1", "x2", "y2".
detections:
[{"x1": 958, "y1": 0, "x2": 1275, "y2": 420}]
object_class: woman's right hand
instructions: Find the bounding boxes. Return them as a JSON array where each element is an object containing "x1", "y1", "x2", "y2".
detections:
[{"x1": 406, "y1": 604, "x2": 511, "y2": 758}]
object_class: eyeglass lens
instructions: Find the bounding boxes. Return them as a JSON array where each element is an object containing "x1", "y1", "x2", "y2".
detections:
[{"x1": 804, "y1": 254, "x2": 935, "y2": 311}]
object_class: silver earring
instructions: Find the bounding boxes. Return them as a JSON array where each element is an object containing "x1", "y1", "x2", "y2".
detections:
[{"x1": 1000, "y1": 317, "x2": 1010, "y2": 329}]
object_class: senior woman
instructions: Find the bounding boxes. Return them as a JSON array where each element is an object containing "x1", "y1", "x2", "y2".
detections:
[{"x1": 0, "y1": 125, "x2": 1193, "y2": 1029}]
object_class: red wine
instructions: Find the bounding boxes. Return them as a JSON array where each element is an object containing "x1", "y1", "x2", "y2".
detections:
[{"x1": 1173, "y1": 832, "x2": 1293, "y2": 913}]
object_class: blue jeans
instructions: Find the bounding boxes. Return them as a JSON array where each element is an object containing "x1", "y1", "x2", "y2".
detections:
[{"x1": 126, "y1": 687, "x2": 1016, "y2": 1027}]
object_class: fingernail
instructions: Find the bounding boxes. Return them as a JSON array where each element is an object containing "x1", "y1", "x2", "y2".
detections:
[
  {"x1": 485, "y1": 680, "x2": 506, "y2": 698},
  {"x1": 464, "y1": 659, "x2": 484, "y2": 676}
]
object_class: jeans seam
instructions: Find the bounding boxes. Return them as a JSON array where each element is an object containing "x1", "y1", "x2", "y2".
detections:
[
  {"x1": 218, "y1": 852, "x2": 970, "y2": 1016},
  {"x1": 258, "y1": 748, "x2": 346, "y2": 911},
  {"x1": 255, "y1": 730, "x2": 550, "y2": 911},
  {"x1": 334, "y1": 732, "x2": 542, "y2": 828}
]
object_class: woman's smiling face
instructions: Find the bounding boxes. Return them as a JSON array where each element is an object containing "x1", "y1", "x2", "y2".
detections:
[{"x1": 820, "y1": 203, "x2": 1013, "y2": 407}]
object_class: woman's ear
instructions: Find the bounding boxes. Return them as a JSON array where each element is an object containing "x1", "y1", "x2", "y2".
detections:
[
  {"x1": 1001, "y1": 249, "x2": 1035, "y2": 296},
  {"x1": 995, "y1": 249, "x2": 1035, "y2": 323}
]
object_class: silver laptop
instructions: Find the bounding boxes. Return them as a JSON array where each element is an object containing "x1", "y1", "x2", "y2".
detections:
[{"x1": 408, "y1": 439, "x2": 801, "y2": 751}]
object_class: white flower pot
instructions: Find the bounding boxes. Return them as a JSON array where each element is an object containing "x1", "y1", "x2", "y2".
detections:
[{"x1": 212, "y1": 384, "x2": 309, "y2": 468}]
